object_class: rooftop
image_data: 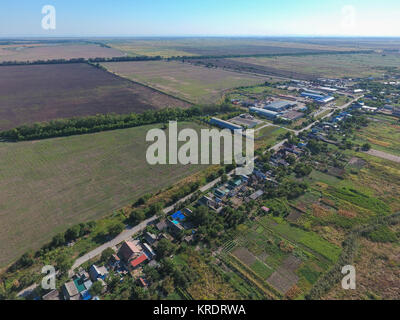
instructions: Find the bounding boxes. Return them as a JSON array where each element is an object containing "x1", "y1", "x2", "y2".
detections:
[{"x1": 130, "y1": 253, "x2": 148, "y2": 268}]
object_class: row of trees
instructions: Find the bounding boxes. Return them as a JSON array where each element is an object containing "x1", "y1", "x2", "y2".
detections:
[
  {"x1": 1, "y1": 104, "x2": 238, "y2": 141},
  {"x1": 0, "y1": 55, "x2": 162, "y2": 66}
]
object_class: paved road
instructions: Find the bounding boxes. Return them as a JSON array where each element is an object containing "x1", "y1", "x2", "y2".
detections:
[
  {"x1": 364, "y1": 149, "x2": 400, "y2": 163},
  {"x1": 17, "y1": 283, "x2": 38, "y2": 298},
  {"x1": 69, "y1": 215, "x2": 158, "y2": 274},
  {"x1": 68, "y1": 96, "x2": 361, "y2": 274}
]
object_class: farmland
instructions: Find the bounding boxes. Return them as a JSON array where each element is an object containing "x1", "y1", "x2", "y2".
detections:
[
  {"x1": 102, "y1": 60, "x2": 268, "y2": 104},
  {"x1": 231, "y1": 53, "x2": 400, "y2": 79},
  {"x1": 218, "y1": 215, "x2": 339, "y2": 299},
  {"x1": 0, "y1": 122, "x2": 209, "y2": 267},
  {"x1": 0, "y1": 63, "x2": 190, "y2": 131},
  {"x1": 351, "y1": 115, "x2": 400, "y2": 156},
  {"x1": 105, "y1": 38, "x2": 361, "y2": 58},
  {"x1": 0, "y1": 43, "x2": 125, "y2": 62}
]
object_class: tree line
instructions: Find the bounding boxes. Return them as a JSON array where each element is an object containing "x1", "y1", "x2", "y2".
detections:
[
  {"x1": 0, "y1": 55, "x2": 162, "y2": 66},
  {"x1": 0, "y1": 104, "x2": 238, "y2": 141}
]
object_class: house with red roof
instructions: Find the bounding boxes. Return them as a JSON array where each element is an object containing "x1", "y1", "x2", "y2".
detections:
[{"x1": 130, "y1": 253, "x2": 148, "y2": 270}]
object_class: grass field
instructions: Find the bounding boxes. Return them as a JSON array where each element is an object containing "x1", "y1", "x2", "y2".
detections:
[
  {"x1": 102, "y1": 60, "x2": 268, "y2": 103},
  {"x1": 0, "y1": 63, "x2": 190, "y2": 131},
  {"x1": 0, "y1": 43, "x2": 125, "y2": 62},
  {"x1": 231, "y1": 53, "x2": 400, "y2": 78},
  {"x1": 0, "y1": 122, "x2": 209, "y2": 267},
  {"x1": 255, "y1": 126, "x2": 288, "y2": 149}
]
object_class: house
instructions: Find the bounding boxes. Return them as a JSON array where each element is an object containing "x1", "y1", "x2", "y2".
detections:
[
  {"x1": 144, "y1": 231, "x2": 157, "y2": 245},
  {"x1": 130, "y1": 253, "x2": 148, "y2": 270},
  {"x1": 250, "y1": 190, "x2": 264, "y2": 201},
  {"x1": 84, "y1": 280, "x2": 93, "y2": 291},
  {"x1": 156, "y1": 220, "x2": 168, "y2": 231},
  {"x1": 167, "y1": 219, "x2": 185, "y2": 234},
  {"x1": 214, "y1": 188, "x2": 227, "y2": 199},
  {"x1": 80, "y1": 290, "x2": 92, "y2": 301},
  {"x1": 89, "y1": 265, "x2": 108, "y2": 282},
  {"x1": 228, "y1": 178, "x2": 242, "y2": 189},
  {"x1": 171, "y1": 210, "x2": 186, "y2": 222},
  {"x1": 62, "y1": 281, "x2": 80, "y2": 300},
  {"x1": 261, "y1": 207, "x2": 270, "y2": 213},
  {"x1": 198, "y1": 195, "x2": 216, "y2": 209},
  {"x1": 142, "y1": 243, "x2": 156, "y2": 260},
  {"x1": 42, "y1": 289, "x2": 60, "y2": 301},
  {"x1": 183, "y1": 235, "x2": 194, "y2": 243},
  {"x1": 119, "y1": 240, "x2": 142, "y2": 262}
]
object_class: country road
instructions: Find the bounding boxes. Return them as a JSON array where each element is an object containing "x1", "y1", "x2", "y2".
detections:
[{"x1": 364, "y1": 149, "x2": 400, "y2": 163}]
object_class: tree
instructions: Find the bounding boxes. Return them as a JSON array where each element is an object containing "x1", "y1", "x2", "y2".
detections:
[
  {"x1": 108, "y1": 222, "x2": 125, "y2": 237},
  {"x1": 56, "y1": 252, "x2": 72, "y2": 274},
  {"x1": 89, "y1": 280, "x2": 104, "y2": 297},
  {"x1": 156, "y1": 239, "x2": 176, "y2": 259},
  {"x1": 101, "y1": 248, "x2": 115, "y2": 263},
  {"x1": 161, "y1": 276, "x2": 175, "y2": 295},
  {"x1": 51, "y1": 233, "x2": 65, "y2": 248},
  {"x1": 129, "y1": 210, "x2": 146, "y2": 225},
  {"x1": 188, "y1": 206, "x2": 211, "y2": 227},
  {"x1": 65, "y1": 225, "x2": 81, "y2": 242},
  {"x1": 362, "y1": 143, "x2": 372, "y2": 151}
]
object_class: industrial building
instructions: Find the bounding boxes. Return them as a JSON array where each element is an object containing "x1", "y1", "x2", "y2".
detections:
[
  {"x1": 209, "y1": 117, "x2": 242, "y2": 131},
  {"x1": 249, "y1": 107, "x2": 278, "y2": 119},
  {"x1": 301, "y1": 92, "x2": 335, "y2": 104},
  {"x1": 264, "y1": 100, "x2": 297, "y2": 112}
]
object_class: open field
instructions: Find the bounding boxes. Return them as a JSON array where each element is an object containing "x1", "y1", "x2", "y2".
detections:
[
  {"x1": 102, "y1": 60, "x2": 268, "y2": 104},
  {"x1": 188, "y1": 58, "x2": 316, "y2": 80},
  {"x1": 231, "y1": 53, "x2": 400, "y2": 79},
  {"x1": 254, "y1": 126, "x2": 288, "y2": 149},
  {"x1": 352, "y1": 115, "x2": 400, "y2": 156},
  {"x1": 105, "y1": 38, "x2": 362, "y2": 58},
  {"x1": 0, "y1": 43, "x2": 125, "y2": 62},
  {"x1": 0, "y1": 122, "x2": 208, "y2": 267},
  {"x1": 0, "y1": 63, "x2": 190, "y2": 131}
]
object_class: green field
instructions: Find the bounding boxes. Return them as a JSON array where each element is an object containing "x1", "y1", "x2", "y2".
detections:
[
  {"x1": 102, "y1": 60, "x2": 270, "y2": 104},
  {"x1": 0, "y1": 122, "x2": 208, "y2": 267},
  {"x1": 232, "y1": 54, "x2": 400, "y2": 78},
  {"x1": 255, "y1": 126, "x2": 289, "y2": 149}
]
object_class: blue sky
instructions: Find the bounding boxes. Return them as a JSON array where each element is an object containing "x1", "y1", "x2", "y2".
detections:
[{"x1": 1, "y1": 0, "x2": 400, "y2": 37}]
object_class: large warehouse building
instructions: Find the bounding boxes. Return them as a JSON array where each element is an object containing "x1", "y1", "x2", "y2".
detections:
[
  {"x1": 209, "y1": 117, "x2": 243, "y2": 131},
  {"x1": 301, "y1": 92, "x2": 335, "y2": 104},
  {"x1": 249, "y1": 107, "x2": 278, "y2": 119},
  {"x1": 264, "y1": 100, "x2": 297, "y2": 112}
]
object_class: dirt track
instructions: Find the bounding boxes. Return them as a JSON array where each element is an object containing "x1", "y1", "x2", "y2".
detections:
[{"x1": 365, "y1": 149, "x2": 400, "y2": 163}]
